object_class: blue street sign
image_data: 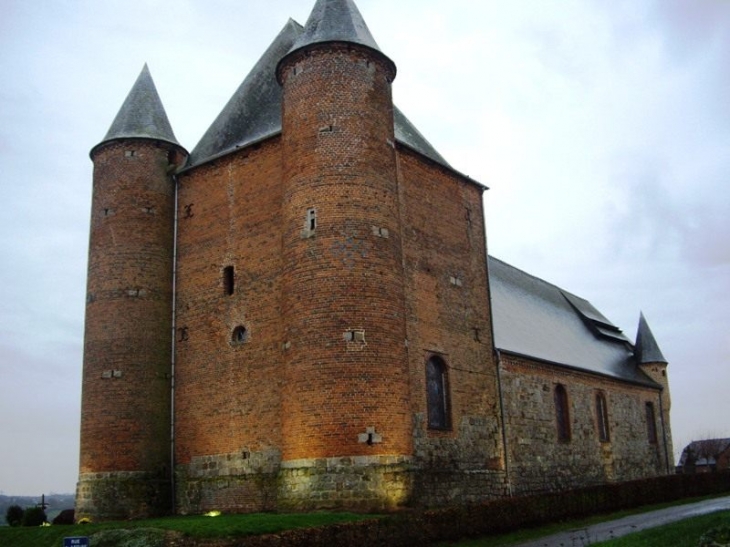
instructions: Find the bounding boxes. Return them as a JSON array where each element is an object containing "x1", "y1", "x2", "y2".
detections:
[{"x1": 63, "y1": 537, "x2": 90, "y2": 547}]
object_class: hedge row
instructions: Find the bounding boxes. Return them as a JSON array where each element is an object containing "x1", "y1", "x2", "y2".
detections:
[{"x1": 179, "y1": 472, "x2": 730, "y2": 547}]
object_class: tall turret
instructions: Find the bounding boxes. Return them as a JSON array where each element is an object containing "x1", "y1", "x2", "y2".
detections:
[
  {"x1": 276, "y1": 0, "x2": 412, "y2": 508},
  {"x1": 77, "y1": 65, "x2": 187, "y2": 520},
  {"x1": 635, "y1": 312, "x2": 674, "y2": 470}
]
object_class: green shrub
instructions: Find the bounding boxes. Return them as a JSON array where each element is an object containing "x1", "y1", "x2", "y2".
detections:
[
  {"x1": 21, "y1": 506, "x2": 47, "y2": 527},
  {"x1": 5, "y1": 505, "x2": 24, "y2": 527},
  {"x1": 699, "y1": 524, "x2": 730, "y2": 547}
]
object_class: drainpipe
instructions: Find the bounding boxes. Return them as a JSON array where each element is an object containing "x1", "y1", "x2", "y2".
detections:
[
  {"x1": 658, "y1": 391, "x2": 670, "y2": 475},
  {"x1": 169, "y1": 173, "x2": 180, "y2": 513}
]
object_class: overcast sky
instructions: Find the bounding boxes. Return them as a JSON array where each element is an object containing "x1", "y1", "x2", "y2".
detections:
[{"x1": 1, "y1": 0, "x2": 728, "y2": 496}]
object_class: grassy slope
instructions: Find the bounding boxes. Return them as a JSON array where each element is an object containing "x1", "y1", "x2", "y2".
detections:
[
  {"x1": 441, "y1": 497, "x2": 730, "y2": 547},
  {"x1": 0, "y1": 512, "x2": 379, "y2": 547},
  {"x1": 592, "y1": 510, "x2": 730, "y2": 547},
  {"x1": 2, "y1": 496, "x2": 728, "y2": 547}
]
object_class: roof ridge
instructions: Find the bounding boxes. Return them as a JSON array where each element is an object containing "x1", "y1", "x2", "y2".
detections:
[{"x1": 489, "y1": 255, "x2": 577, "y2": 296}]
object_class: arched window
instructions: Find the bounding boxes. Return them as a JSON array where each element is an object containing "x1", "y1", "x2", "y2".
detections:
[
  {"x1": 646, "y1": 402, "x2": 658, "y2": 444},
  {"x1": 554, "y1": 384, "x2": 571, "y2": 442},
  {"x1": 595, "y1": 392, "x2": 610, "y2": 442},
  {"x1": 426, "y1": 356, "x2": 450, "y2": 430}
]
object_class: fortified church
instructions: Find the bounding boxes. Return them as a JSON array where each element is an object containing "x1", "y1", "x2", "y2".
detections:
[{"x1": 77, "y1": 0, "x2": 674, "y2": 519}]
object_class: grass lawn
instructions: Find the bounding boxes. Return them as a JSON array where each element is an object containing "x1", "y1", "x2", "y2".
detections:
[
  {"x1": 592, "y1": 510, "x2": 730, "y2": 546},
  {"x1": 0, "y1": 511, "x2": 380, "y2": 547},
  {"x1": 2, "y1": 495, "x2": 727, "y2": 547},
  {"x1": 440, "y1": 508, "x2": 730, "y2": 547}
]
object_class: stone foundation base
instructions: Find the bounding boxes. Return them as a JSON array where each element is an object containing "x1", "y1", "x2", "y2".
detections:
[
  {"x1": 86, "y1": 455, "x2": 508, "y2": 517},
  {"x1": 76, "y1": 471, "x2": 171, "y2": 520},
  {"x1": 278, "y1": 455, "x2": 412, "y2": 511},
  {"x1": 175, "y1": 453, "x2": 413, "y2": 514}
]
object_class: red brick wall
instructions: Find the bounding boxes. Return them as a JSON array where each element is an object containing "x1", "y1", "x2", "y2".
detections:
[
  {"x1": 174, "y1": 138, "x2": 285, "y2": 466},
  {"x1": 80, "y1": 140, "x2": 182, "y2": 476},
  {"x1": 278, "y1": 44, "x2": 411, "y2": 461},
  {"x1": 396, "y1": 148, "x2": 506, "y2": 499}
]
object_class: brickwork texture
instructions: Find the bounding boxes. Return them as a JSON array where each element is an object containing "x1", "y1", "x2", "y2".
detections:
[{"x1": 78, "y1": 1, "x2": 673, "y2": 519}]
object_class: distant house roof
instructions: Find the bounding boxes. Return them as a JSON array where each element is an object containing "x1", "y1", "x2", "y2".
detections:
[
  {"x1": 489, "y1": 256, "x2": 662, "y2": 387},
  {"x1": 185, "y1": 6, "x2": 447, "y2": 170},
  {"x1": 678, "y1": 438, "x2": 730, "y2": 467}
]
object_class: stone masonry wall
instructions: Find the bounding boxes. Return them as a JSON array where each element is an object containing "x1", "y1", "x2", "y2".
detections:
[
  {"x1": 278, "y1": 456, "x2": 412, "y2": 512},
  {"x1": 499, "y1": 354, "x2": 670, "y2": 496}
]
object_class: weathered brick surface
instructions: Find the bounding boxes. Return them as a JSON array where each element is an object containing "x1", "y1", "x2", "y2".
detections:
[
  {"x1": 397, "y1": 148, "x2": 507, "y2": 502},
  {"x1": 499, "y1": 354, "x2": 672, "y2": 495},
  {"x1": 78, "y1": 140, "x2": 185, "y2": 519},
  {"x1": 80, "y1": 21, "x2": 674, "y2": 518},
  {"x1": 174, "y1": 140, "x2": 285, "y2": 456},
  {"x1": 278, "y1": 44, "x2": 411, "y2": 464}
]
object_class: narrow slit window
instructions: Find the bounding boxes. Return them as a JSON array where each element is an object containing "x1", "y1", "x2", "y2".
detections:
[
  {"x1": 307, "y1": 208, "x2": 317, "y2": 232},
  {"x1": 223, "y1": 266, "x2": 234, "y2": 296},
  {"x1": 596, "y1": 392, "x2": 610, "y2": 442},
  {"x1": 554, "y1": 384, "x2": 571, "y2": 442},
  {"x1": 646, "y1": 402, "x2": 658, "y2": 444}
]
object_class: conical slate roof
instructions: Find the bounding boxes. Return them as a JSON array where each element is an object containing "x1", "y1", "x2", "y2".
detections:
[
  {"x1": 635, "y1": 312, "x2": 668, "y2": 364},
  {"x1": 93, "y1": 64, "x2": 182, "y2": 155},
  {"x1": 288, "y1": 0, "x2": 385, "y2": 56},
  {"x1": 188, "y1": 20, "x2": 303, "y2": 167},
  {"x1": 188, "y1": 3, "x2": 447, "y2": 169}
]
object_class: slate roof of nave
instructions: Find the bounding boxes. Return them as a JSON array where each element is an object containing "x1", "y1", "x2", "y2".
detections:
[
  {"x1": 187, "y1": 13, "x2": 448, "y2": 168},
  {"x1": 488, "y1": 256, "x2": 663, "y2": 387}
]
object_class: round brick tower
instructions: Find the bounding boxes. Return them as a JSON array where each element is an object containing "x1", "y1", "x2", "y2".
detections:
[
  {"x1": 635, "y1": 313, "x2": 674, "y2": 472},
  {"x1": 276, "y1": 0, "x2": 412, "y2": 508},
  {"x1": 77, "y1": 65, "x2": 187, "y2": 520}
]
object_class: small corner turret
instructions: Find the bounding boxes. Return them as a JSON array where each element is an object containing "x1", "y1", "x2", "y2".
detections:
[
  {"x1": 635, "y1": 312, "x2": 673, "y2": 468},
  {"x1": 635, "y1": 312, "x2": 668, "y2": 366},
  {"x1": 635, "y1": 311, "x2": 669, "y2": 389}
]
